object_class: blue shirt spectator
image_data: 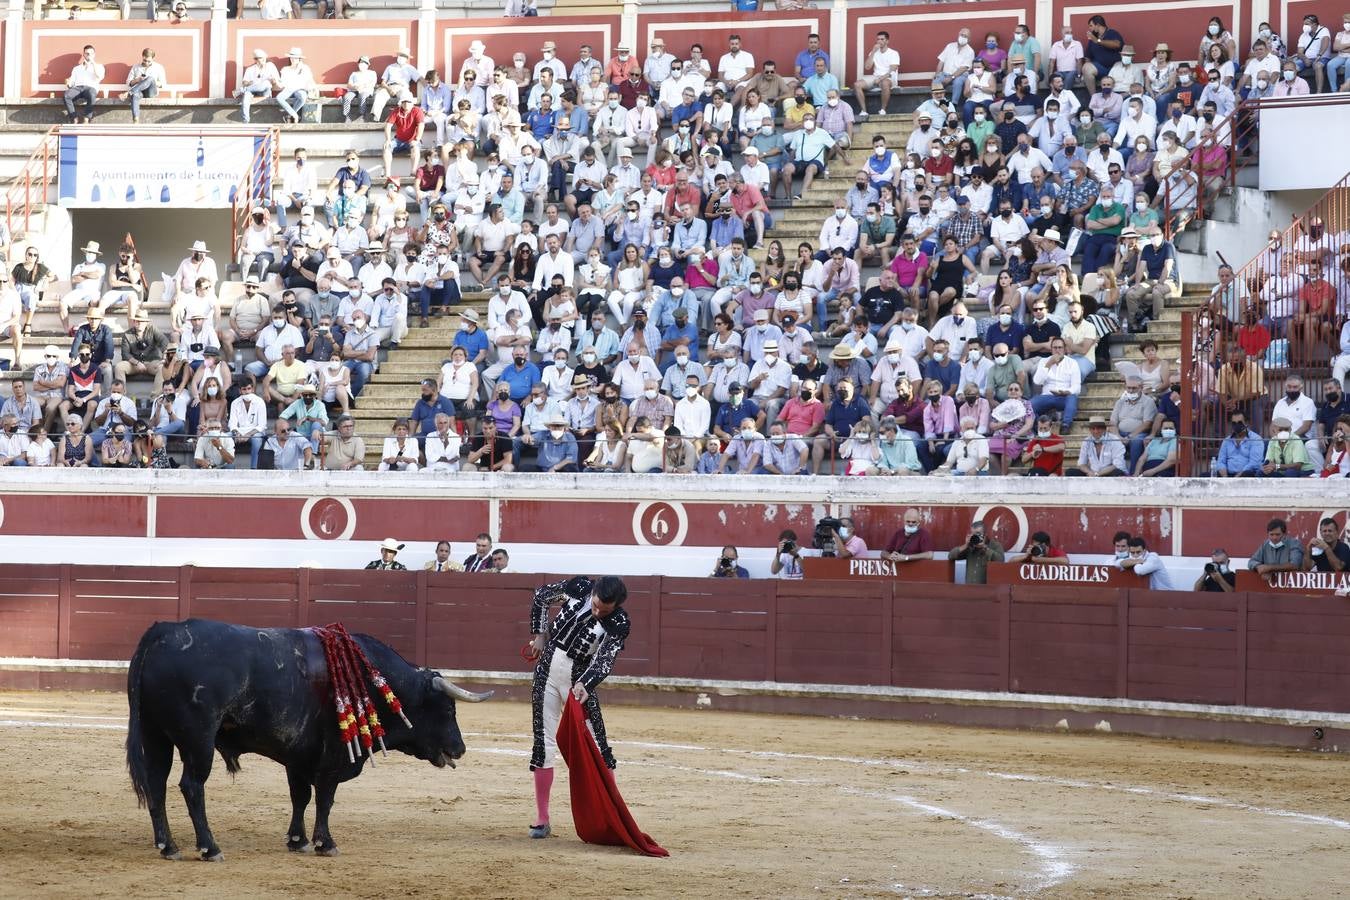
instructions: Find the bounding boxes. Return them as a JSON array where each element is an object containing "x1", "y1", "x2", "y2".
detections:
[
  {"x1": 576, "y1": 324, "x2": 620, "y2": 361},
  {"x1": 499, "y1": 358, "x2": 542, "y2": 401},
  {"x1": 671, "y1": 99, "x2": 700, "y2": 129},
  {"x1": 802, "y1": 72, "x2": 839, "y2": 107},
  {"x1": 660, "y1": 320, "x2": 700, "y2": 366},
  {"x1": 715, "y1": 397, "x2": 760, "y2": 435},
  {"x1": 672, "y1": 217, "x2": 708, "y2": 255},
  {"x1": 1216, "y1": 430, "x2": 1265, "y2": 476},
  {"x1": 453, "y1": 325, "x2": 490, "y2": 362},
  {"x1": 710, "y1": 213, "x2": 745, "y2": 248},
  {"x1": 922, "y1": 356, "x2": 962, "y2": 394},
  {"x1": 410, "y1": 393, "x2": 457, "y2": 436},
  {"x1": 536, "y1": 430, "x2": 579, "y2": 470},
  {"x1": 526, "y1": 107, "x2": 558, "y2": 140},
  {"x1": 823, "y1": 395, "x2": 870, "y2": 437},
  {"x1": 985, "y1": 319, "x2": 1026, "y2": 353},
  {"x1": 795, "y1": 47, "x2": 829, "y2": 81}
]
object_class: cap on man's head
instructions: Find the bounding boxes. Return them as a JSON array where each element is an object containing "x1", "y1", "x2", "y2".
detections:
[
  {"x1": 1088, "y1": 415, "x2": 1108, "y2": 427},
  {"x1": 753, "y1": 308, "x2": 770, "y2": 322}
]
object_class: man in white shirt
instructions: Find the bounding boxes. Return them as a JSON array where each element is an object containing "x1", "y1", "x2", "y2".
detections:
[
  {"x1": 343, "y1": 56, "x2": 378, "y2": 122},
  {"x1": 64, "y1": 44, "x2": 105, "y2": 124},
  {"x1": 245, "y1": 302, "x2": 304, "y2": 378},
  {"x1": 619, "y1": 96, "x2": 659, "y2": 168},
  {"x1": 275, "y1": 47, "x2": 315, "y2": 124},
  {"x1": 719, "y1": 34, "x2": 756, "y2": 103},
  {"x1": 929, "y1": 302, "x2": 978, "y2": 359},
  {"x1": 929, "y1": 29, "x2": 972, "y2": 119},
  {"x1": 371, "y1": 48, "x2": 421, "y2": 122},
  {"x1": 228, "y1": 378, "x2": 268, "y2": 469},
  {"x1": 854, "y1": 30, "x2": 901, "y2": 118},
  {"x1": 1271, "y1": 374, "x2": 1323, "y2": 469},
  {"x1": 1030, "y1": 337, "x2": 1082, "y2": 429},
  {"x1": 237, "y1": 49, "x2": 279, "y2": 125},
  {"x1": 1085, "y1": 133, "x2": 1124, "y2": 183},
  {"x1": 592, "y1": 91, "x2": 629, "y2": 166},
  {"x1": 982, "y1": 199, "x2": 1030, "y2": 273},
  {"x1": 124, "y1": 48, "x2": 166, "y2": 125},
  {"x1": 425, "y1": 413, "x2": 462, "y2": 473},
  {"x1": 673, "y1": 371, "x2": 711, "y2": 439}
]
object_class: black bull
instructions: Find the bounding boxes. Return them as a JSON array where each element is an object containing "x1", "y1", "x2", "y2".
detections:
[{"x1": 126, "y1": 619, "x2": 490, "y2": 860}]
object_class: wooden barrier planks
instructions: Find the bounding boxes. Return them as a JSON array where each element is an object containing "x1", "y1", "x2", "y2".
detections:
[{"x1": 0, "y1": 569, "x2": 62, "y2": 658}]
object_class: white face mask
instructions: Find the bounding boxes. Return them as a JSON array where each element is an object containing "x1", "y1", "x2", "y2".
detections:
[
  {"x1": 957, "y1": 35, "x2": 968, "y2": 46},
  {"x1": 85, "y1": 252, "x2": 98, "y2": 263},
  {"x1": 834, "y1": 209, "x2": 847, "y2": 220},
  {"x1": 723, "y1": 357, "x2": 737, "y2": 368},
  {"x1": 553, "y1": 359, "x2": 566, "y2": 369},
  {"x1": 1256, "y1": 80, "x2": 1269, "y2": 91},
  {"x1": 827, "y1": 97, "x2": 839, "y2": 107},
  {"x1": 206, "y1": 387, "x2": 219, "y2": 397},
  {"x1": 749, "y1": 284, "x2": 763, "y2": 295},
  {"x1": 685, "y1": 386, "x2": 699, "y2": 399},
  {"x1": 763, "y1": 353, "x2": 777, "y2": 366},
  {"x1": 963, "y1": 428, "x2": 979, "y2": 440},
  {"x1": 886, "y1": 351, "x2": 900, "y2": 364},
  {"x1": 967, "y1": 349, "x2": 981, "y2": 362},
  {"x1": 1037, "y1": 429, "x2": 1051, "y2": 438},
  {"x1": 995, "y1": 354, "x2": 1010, "y2": 366},
  {"x1": 874, "y1": 146, "x2": 887, "y2": 157},
  {"x1": 998, "y1": 314, "x2": 1012, "y2": 326},
  {"x1": 760, "y1": 125, "x2": 773, "y2": 136}
]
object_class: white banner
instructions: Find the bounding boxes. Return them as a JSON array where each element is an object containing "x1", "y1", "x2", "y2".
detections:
[{"x1": 58, "y1": 132, "x2": 268, "y2": 208}]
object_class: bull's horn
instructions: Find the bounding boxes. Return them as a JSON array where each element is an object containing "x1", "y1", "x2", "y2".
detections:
[{"x1": 432, "y1": 676, "x2": 494, "y2": 702}]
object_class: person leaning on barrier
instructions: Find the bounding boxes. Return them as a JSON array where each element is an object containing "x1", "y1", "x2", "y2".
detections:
[
  {"x1": 949, "y1": 520, "x2": 1006, "y2": 584},
  {"x1": 1006, "y1": 530, "x2": 1068, "y2": 564},
  {"x1": 1114, "y1": 536, "x2": 1174, "y2": 590},
  {"x1": 1247, "y1": 518, "x2": 1303, "y2": 576}
]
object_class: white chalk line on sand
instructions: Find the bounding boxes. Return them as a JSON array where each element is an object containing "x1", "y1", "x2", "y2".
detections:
[{"x1": 474, "y1": 745, "x2": 1054, "y2": 898}]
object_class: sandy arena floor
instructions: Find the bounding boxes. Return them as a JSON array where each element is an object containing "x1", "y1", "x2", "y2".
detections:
[{"x1": 0, "y1": 691, "x2": 1347, "y2": 899}]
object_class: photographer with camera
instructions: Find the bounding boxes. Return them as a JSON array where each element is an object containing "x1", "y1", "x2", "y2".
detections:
[
  {"x1": 1193, "y1": 549, "x2": 1236, "y2": 592},
  {"x1": 770, "y1": 529, "x2": 803, "y2": 580},
  {"x1": 949, "y1": 520, "x2": 1005, "y2": 584},
  {"x1": 711, "y1": 545, "x2": 749, "y2": 579},
  {"x1": 828, "y1": 516, "x2": 868, "y2": 559},
  {"x1": 1005, "y1": 529, "x2": 1068, "y2": 564}
]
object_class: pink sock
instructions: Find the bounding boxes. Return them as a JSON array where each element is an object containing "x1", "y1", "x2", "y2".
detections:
[{"x1": 533, "y1": 767, "x2": 554, "y2": 826}]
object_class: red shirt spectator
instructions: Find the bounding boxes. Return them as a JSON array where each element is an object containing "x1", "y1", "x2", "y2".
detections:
[
  {"x1": 883, "y1": 525, "x2": 934, "y2": 557},
  {"x1": 1235, "y1": 320, "x2": 1271, "y2": 360},
  {"x1": 729, "y1": 182, "x2": 767, "y2": 219},
  {"x1": 605, "y1": 52, "x2": 642, "y2": 84},
  {"x1": 663, "y1": 183, "x2": 702, "y2": 218},
  {"x1": 388, "y1": 105, "x2": 425, "y2": 143},
  {"x1": 922, "y1": 153, "x2": 954, "y2": 182},
  {"x1": 777, "y1": 396, "x2": 824, "y2": 436},
  {"x1": 1298, "y1": 277, "x2": 1335, "y2": 317},
  {"x1": 1024, "y1": 432, "x2": 1065, "y2": 475},
  {"x1": 888, "y1": 249, "x2": 929, "y2": 289}
]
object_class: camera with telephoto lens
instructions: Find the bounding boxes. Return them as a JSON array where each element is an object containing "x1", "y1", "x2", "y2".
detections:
[
  {"x1": 1028, "y1": 543, "x2": 1046, "y2": 558},
  {"x1": 1204, "y1": 562, "x2": 1217, "y2": 574},
  {"x1": 716, "y1": 556, "x2": 734, "y2": 574},
  {"x1": 969, "y1": 533, "x2": 984, "y2": 546},
  {"x1": 813, "y1": 516, "x2": 842, "y2": 557},
  {"x1": 781, "y1": 539, "x2": 796, "y2": 554}
]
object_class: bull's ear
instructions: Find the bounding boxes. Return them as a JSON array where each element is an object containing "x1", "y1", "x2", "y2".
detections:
[{"x1": 431, "y1": 675, "x2": 494, "y2": 703}]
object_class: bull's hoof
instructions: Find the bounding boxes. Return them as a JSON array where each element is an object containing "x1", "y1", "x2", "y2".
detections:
[
  {"x1": 199, "y1": 849, "x2": 224, "y2": 862},
  {"x1": 160, "y1": 848, "x2": 182, "y2": 861},
  {"x1": 286, "y1": 838, "x2": 313, "y2": 853},
  {"x1": 314, "y1": 843, "x2": 340, "y2": 857}
]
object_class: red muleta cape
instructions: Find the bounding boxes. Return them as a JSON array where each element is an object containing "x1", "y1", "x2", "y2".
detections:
[{"x1": 555, "y1": 695, "x2": 669, "y2": 857}]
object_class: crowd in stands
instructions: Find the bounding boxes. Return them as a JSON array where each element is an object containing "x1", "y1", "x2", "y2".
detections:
[{"x1": 3, "y1": 15, "x2": 1347, "y2": 475}]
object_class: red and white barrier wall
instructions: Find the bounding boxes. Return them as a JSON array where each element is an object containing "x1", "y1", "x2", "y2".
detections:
[{"x1": 0, "y1": 472, "x2": 1344, "y2": 559}]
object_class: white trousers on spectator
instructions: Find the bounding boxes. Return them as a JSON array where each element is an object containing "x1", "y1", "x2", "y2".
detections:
[
  {"x1": 425, "y1": 110, "x2": 449, "y2": 146},
  {"x1": 378, "y1": 461, "x2": 420, "y2": 472},
  {"x1": 708, "y1": 286, "x2": 739, "y2": 322},
  {"x1": 616, "y1": 133, "x2": 657, "y2": 168},
  {"x1": 607, "y1": 289, "x2": 644, "y2": 325}
]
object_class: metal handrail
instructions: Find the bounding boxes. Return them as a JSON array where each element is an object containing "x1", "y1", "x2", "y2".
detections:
[
  {"x1": 1177, "y1": 166, "x2": 1350, "y2": 476},
  {"x1": 4, "y1": 127, "x2": 59, "y2": 239},
  {"x1": 231, "y1": 128, "x2": 281, "y2": 263}
]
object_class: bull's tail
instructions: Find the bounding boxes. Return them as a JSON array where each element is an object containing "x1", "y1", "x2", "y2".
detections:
[{"x1": 126, "y1": 623, "x2": 168, "y2": 808}]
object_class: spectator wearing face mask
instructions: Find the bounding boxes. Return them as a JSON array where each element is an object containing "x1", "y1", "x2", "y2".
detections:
[
  {"x1": 1114, "y1": 537, "x2": 1173, "y2": 588},
  {"x1": 1248, "y1": 518, "x2": 1304, "y2": 574}
]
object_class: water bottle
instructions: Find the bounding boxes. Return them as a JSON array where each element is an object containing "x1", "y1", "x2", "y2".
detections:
[{"x1": 233, "y1": 350, "x2": 244, "y2": 377}]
